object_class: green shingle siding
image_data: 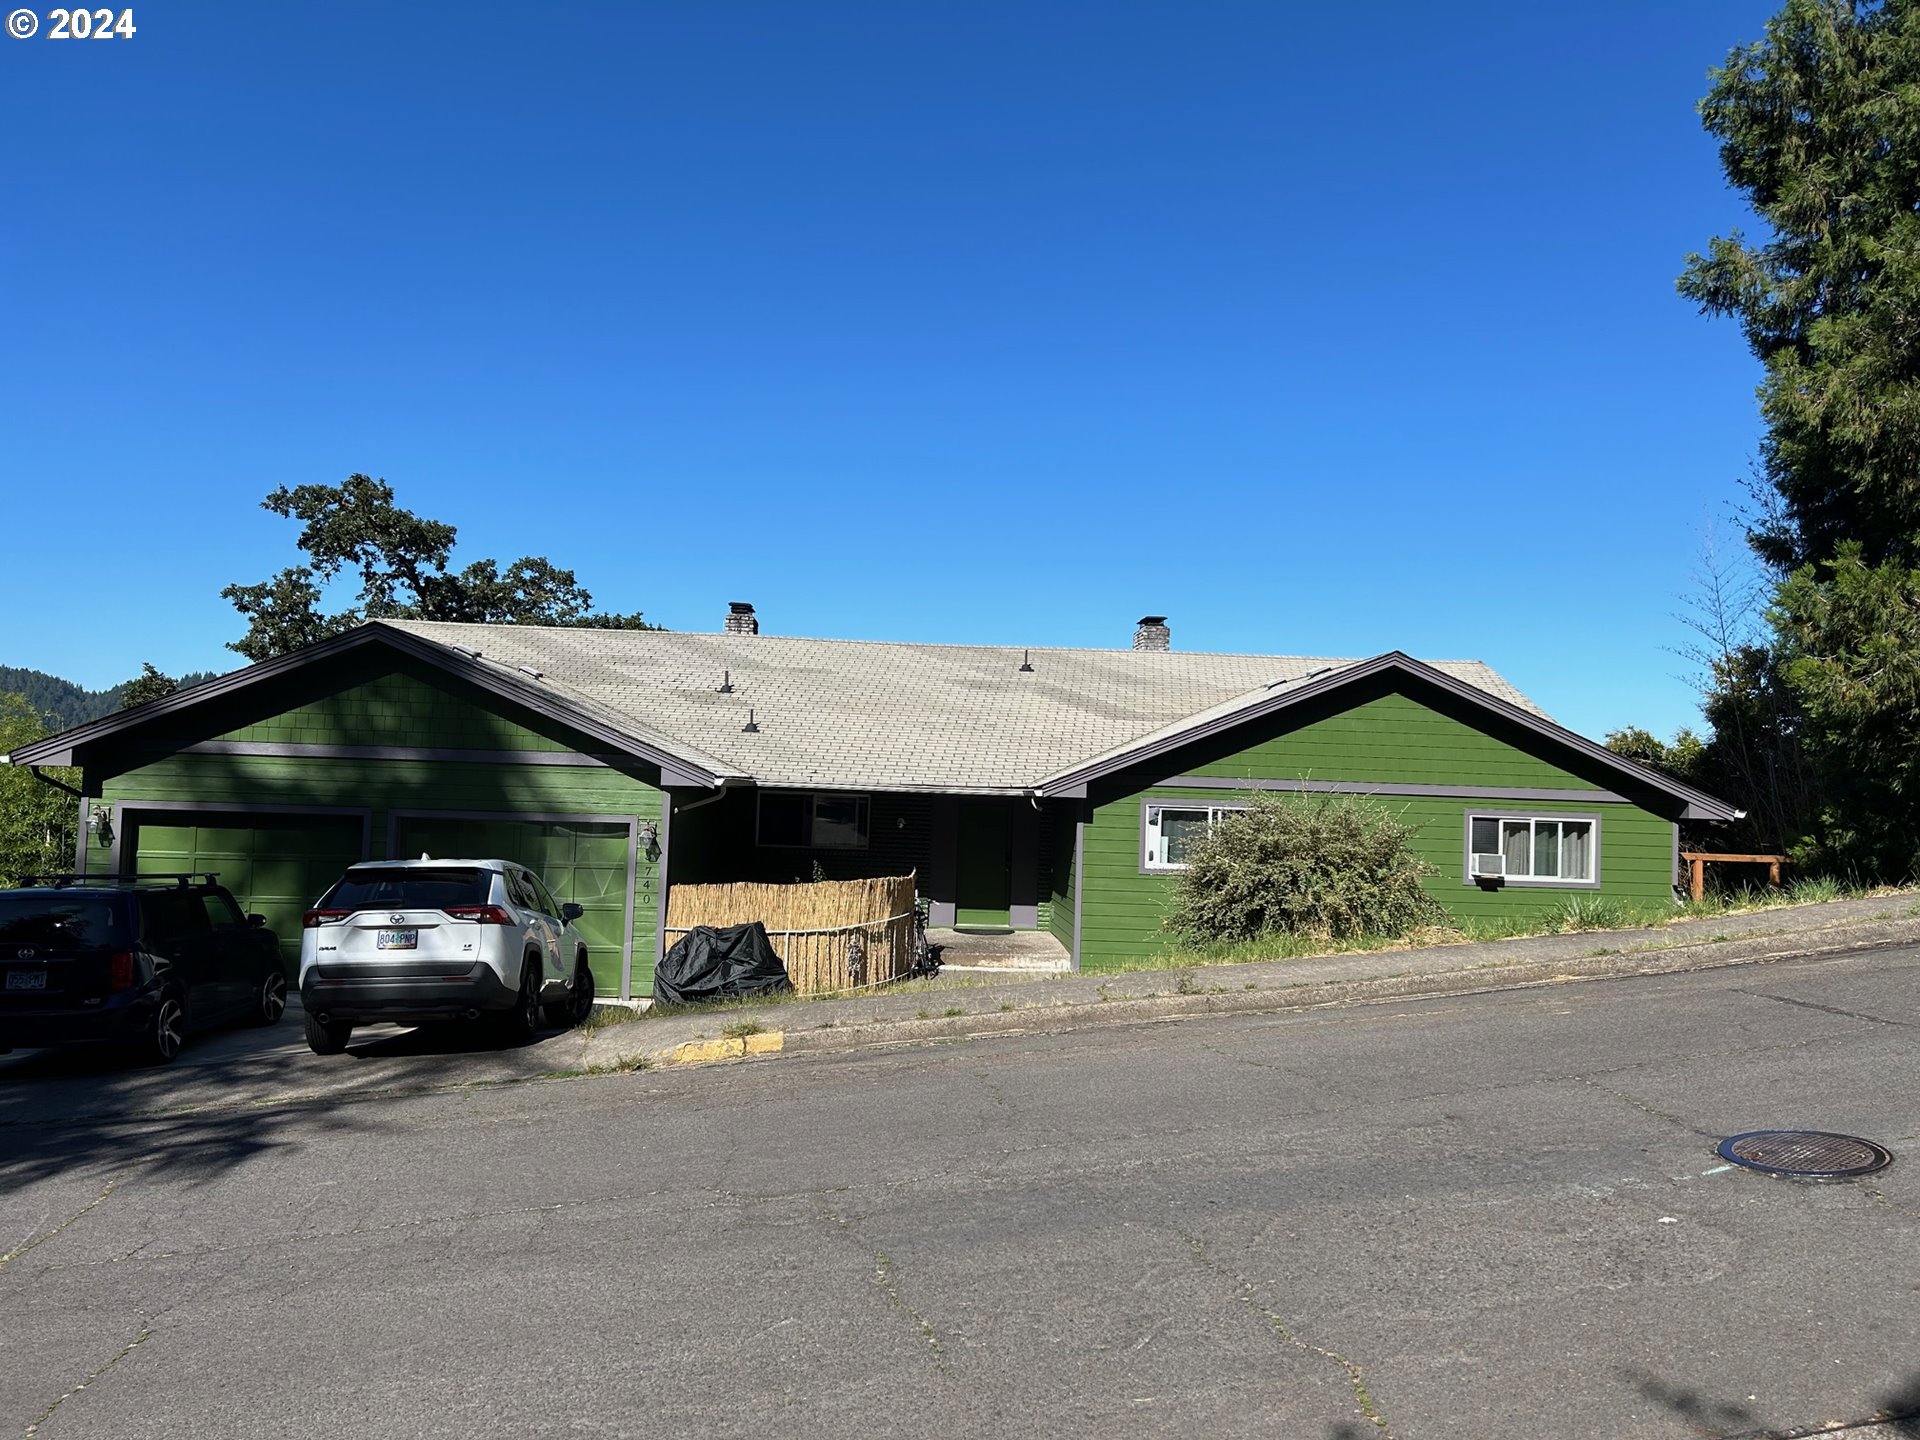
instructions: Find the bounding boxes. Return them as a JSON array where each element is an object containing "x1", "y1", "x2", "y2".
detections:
[
  {"x1": 1075, "y1": 686, "x2": 1679, "y2": 971},
  {"x1": 210, "y1": 671, "x2": 573, "y2": 751},
  {"x1": 1181, "y1": 692, "x2": 1608, "y2": 790}
]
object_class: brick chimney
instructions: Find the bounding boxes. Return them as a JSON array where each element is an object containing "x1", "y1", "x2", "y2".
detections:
[
  {"x1": 1133, "y1": 615, "x2": 1170, "y2": 651},
  {"x1": 725, "y1": 602, "x2": 759, "y2": 635}
]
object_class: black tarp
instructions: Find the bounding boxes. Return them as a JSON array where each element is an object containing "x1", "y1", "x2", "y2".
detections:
[{"x1": 652, "y1": 921, "x2": 793, "y2": 1006}]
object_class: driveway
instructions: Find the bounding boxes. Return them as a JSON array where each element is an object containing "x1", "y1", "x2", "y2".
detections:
[{"x1": 0, "y1": 998, "x2": 586, "y2": 1130}]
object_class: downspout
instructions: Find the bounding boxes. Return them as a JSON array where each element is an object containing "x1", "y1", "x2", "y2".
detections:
[
  {"x1": 670, "y1": 788, "x2": 730, "y2": 817},
  {"x1": 29, "y1": 766, "x2": 84, "y2": 801}
]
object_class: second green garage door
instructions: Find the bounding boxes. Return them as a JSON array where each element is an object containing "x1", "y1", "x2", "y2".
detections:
[
  {"x1": 122, "y1": 811, "x2": 366, "y2": 974},
  {"x1": 392, "y1": 816, "x2": 632, "y2": 996}
]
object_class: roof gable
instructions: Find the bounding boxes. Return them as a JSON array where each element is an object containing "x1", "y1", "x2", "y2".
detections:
[
  {"x1": 1035, "y1": 652, "x2": 1741, "y2": 821},
  {"x1": 2, "y1": 625, "x2": 733, "y2": 787}
]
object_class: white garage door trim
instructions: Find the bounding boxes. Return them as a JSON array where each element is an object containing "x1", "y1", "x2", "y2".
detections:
[
  {"x1": 106, "y1": 801, "x2": 374, "y2": 874},
  {"x1": 386, "y1": 809, "x2": 640, "y2": 1000}
]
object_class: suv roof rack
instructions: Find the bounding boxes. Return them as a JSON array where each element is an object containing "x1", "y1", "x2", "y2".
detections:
[{"x1": 14, "y1": 872, "x2": 221, "y2": 889}]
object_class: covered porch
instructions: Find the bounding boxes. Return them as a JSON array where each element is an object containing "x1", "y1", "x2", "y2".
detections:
[{"x1": 663, "y1": 786, "x2": 1072, "y2": 935}]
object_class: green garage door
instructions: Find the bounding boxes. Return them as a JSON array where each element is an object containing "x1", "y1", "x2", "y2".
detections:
[
  {"x1": 392, "y1": 817, "x2": 631, "y2": 997},
  {"x1": 124, "y1": 811, "x2": 365, "y2": 975}
]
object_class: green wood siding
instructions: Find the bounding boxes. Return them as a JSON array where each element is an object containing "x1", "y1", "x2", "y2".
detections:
[
  {"x1": 84, "y1": 661, "x2": 666, "y2": 996},
  {"x1": 1076, "y1": 685, "x2": 1678, "y2": 971}
]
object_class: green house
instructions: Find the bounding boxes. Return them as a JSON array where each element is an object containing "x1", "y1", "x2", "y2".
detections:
[{"x1": 4, "y1": 606, "x2": 1738, "y2": 995}]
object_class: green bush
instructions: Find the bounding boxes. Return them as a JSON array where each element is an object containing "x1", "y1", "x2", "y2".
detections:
[{"x1": 1164, "y1": 792, "x2": 1443, "y2": 943}]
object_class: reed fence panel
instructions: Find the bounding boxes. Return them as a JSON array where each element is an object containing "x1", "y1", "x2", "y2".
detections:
[{"x1": 664, "y1": 873, "x2": 917, "y2": 996}]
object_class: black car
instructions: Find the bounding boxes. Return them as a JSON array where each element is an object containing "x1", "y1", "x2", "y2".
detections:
[{"x1": 0, "y1": 874, "x2": 287, "y2": 1064}]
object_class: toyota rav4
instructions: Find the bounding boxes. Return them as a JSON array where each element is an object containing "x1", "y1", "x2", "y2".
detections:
[{"x1": 297, "y1": 859, "x2": 596, "y2": 1055}]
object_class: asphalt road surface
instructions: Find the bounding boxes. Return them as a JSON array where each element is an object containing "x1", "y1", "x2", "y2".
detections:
[{"x1": 2, "y1": 945, "x2": 1916, "y2": 1439}]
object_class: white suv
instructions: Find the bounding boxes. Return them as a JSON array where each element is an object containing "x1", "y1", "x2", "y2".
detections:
[{"x1": 297, "y1": 859, "x2": 596, "y2": 1055}]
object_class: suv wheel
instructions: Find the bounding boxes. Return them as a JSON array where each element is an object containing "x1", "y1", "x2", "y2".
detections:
[
  {"x1": 139, "y1": 992, "x2": 186, "y2": 1065},
  {"x1": 304, "y1": 1013, "x2": 353, "y2": 1055},
  {"x1": 505, "y1": 955, "x2": 544, "y2": 1042},
  {"x1": 546, "y1": 953, "x2": 595, "y2": 1029},
  {"x1": 251, "y1": 970, "x2": 289, "y2": 1027}
]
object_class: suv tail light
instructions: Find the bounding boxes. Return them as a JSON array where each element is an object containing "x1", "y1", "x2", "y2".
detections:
[
  {"x1": 109, "y1": 951, "x2": 134, "y2": 992},
  {"x1": 444, "y1": 905, "x2": 515, "y2": 925},
  {"x1": 302, "y1": 909, "x2": 351, "y2": 928}
]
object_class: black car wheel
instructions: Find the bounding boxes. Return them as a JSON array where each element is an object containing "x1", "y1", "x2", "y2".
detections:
[
  {"x1": 569, "y1": 953, "x2": 595, "y2": 1025},
  {"x1": 140, "y1": 992, "x2": 186, "y2": 1065},
  {"x1": 546, "y1": 952, "x2": 595, "y2": 1029},
  {"x1": 506, "y1": 955, "x2": 544, "y2": 1042},
  {"x1": 304, "y1": 1013, "x2": 353, "y2": 1055},
  {"x1": 251, "y1": 970, "x2": 289, "y2": 1027}
]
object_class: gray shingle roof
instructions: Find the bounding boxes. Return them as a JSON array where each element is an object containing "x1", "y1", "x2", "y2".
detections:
[{"x1": 385, "y1": 621, "x2": 1545, "y2": 794}]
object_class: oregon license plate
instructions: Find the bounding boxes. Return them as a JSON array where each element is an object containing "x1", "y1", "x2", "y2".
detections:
[
  {"x1": 5, "y1": 970, "x2": 47, "y2": 990},
  {"x1": 375, "y1": 930, "x2": 418, "y2": 951}
]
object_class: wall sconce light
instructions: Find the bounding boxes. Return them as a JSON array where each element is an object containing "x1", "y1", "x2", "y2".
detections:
[
  {"x1": 87, "y1": 806, "x2": 113, "y2": 849},
  {"x1": 638, "y1": 820, "x2": 660, "y2": 863}
]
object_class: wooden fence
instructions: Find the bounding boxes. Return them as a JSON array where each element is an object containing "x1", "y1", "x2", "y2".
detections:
[{"x1": 664, "y1": 873, "x2": 918, "y2": 996}]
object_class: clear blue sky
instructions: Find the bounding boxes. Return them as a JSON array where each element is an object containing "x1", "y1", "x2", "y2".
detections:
[{"x1": 1, "y1": 1, "x2": 1776, "y2": 740}]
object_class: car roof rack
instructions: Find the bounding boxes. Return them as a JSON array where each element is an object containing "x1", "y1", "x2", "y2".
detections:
[{"x1": 14, "y1": 872, "x2": 220, "y2": 889}]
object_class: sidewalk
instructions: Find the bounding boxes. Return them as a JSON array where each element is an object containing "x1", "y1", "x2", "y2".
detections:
[{"x1": 580, "y1": 891, "x2": 1920, "y2": 1073}]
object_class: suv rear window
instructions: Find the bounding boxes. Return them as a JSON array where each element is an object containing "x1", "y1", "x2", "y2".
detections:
[
  {"x1": 0, "y1": 895, "x2": 131, "y2": 949},
  {"x1": 323, "y1": 868, "x2": 491, "y2": 912}
]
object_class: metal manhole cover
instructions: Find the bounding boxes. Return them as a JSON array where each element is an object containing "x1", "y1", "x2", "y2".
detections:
[{"x1": 1717, "y1": 1130, "x2": 1892, "y2": 1180}]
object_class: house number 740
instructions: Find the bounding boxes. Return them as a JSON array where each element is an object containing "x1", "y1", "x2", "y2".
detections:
[{"x1": 47, "y1": 8, "x2": 136, "y2": 38}]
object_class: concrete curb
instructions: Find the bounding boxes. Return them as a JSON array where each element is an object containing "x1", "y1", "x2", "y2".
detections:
[{"x1": 586, "y1": 912, "x2": 1920, "y2": 1073}]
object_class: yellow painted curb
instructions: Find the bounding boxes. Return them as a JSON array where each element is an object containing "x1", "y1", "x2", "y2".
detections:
[{"x1": 668, "y1": 1031, "x2": 785, "y2": 1066}]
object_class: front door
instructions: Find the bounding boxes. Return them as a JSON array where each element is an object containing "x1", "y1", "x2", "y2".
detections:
[{"x1": 955, "y1": 801, "x2": 1011, "y2": 930}]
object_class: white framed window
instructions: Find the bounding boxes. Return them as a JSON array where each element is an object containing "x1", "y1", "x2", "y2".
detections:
[
  {"x1": 1142, "y1": 801, "x2": 1246, "y2": 873},
  {"x1": 1467, "y1": 814, "x2": 1597, "y2": 885},
  {"x1": 756, "y1": 792, "x2": 870, "y2": 851}
]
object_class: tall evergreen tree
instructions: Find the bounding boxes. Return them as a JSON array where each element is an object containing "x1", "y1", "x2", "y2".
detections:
[{"x1": 1683, "y1": 0, "x2": 1920, "y2": 877}]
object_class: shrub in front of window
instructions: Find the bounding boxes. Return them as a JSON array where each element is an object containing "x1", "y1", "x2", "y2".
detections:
[{"x1": 1164, "y1": 792, "x2": 1443, "y2": 943}]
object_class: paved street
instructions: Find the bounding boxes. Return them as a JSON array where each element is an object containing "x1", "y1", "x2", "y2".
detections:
[{"x1": 2, "y1": 947, "x2": 1916, "y2": 1439}]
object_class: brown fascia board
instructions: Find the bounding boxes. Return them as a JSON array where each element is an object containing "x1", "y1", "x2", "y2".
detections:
[
  {"x1": 1, "y1": 623, "x2": 726, "y2": 789},
  {"x1": 1033, "y1": 651, "x2": 1744, "y2": 822}
]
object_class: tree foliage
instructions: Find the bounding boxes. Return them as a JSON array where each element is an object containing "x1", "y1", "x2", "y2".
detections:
[
  {"x1": 1604, "y1": 725, "x2": 1709, "y2": 787},
  {"x1": 1679, "y1": 0, "x2": 1920, "y2": 878},
  {"x1": 224, "y1": 475, "x2": 658, "y2": 661},
  {"x1": 0, "y1": 695, "x2": 77, "y2": 882},
  {"x1": 1773, "y1": 544, "x2": 1920, "y2": 873},
  {"x1": 1164, "y1": 792, "x2": 1444, "y2": 944},
  {"x1": 1681, "y1": 0, "x2": 1920, "y2": 571},
  {"x1": 119, "y1": 663, "x2": 178, "y2": 710}
]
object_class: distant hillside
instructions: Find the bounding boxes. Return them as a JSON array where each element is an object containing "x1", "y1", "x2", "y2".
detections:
[{"x1": 0, "y1": 666, "x2": 223, "y2": 730}]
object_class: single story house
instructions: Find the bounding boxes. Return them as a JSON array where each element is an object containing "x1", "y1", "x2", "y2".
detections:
[{"x1": 4, "y1": 606, "x2": 1739, "y2": 996}]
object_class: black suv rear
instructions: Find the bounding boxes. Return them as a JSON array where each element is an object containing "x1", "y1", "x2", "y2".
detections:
[{"x1": 0, "y1": 874, "x2": 287, "y2": 1064}]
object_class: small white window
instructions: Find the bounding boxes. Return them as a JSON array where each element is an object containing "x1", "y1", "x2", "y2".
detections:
[
  {"x1": 1469, "y1": 815, "x2": 1595, "y2": 883},
  {"x1": 1143, "y1": 802, "x2": 1246, "y2": 872}
]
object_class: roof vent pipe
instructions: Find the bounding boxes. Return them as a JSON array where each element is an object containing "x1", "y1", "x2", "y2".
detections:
[
  {"x1": 725, "y1": 602, "x2": 759, "y2": 635},
  {"x1": 1133, "y1": 616, "x2": 1170, "y2": 652}
]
